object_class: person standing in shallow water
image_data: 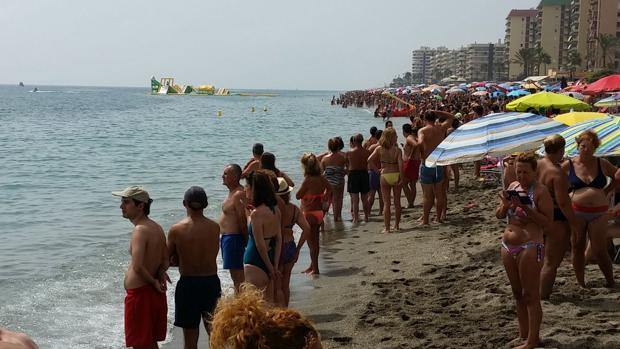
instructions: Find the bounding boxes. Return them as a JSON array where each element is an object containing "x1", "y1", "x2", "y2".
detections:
[
  {"x1": 219, "y1": 164, "x2": 248, "y2": 293},
  {"x1": 113, "y1": 186, "x2": 168, "y2": 349},
  {"x1": 496, "y1": 152, "x2": 552, "y2": 349},
  {"x1": 347, "y1": 133, "x2": 370, "y2": 223},
  {"x1": 167, "y1": 186, "x2": 221, "y2": 349},
  {"x1": 321, "y1": 138, "x2": 347, "y2": 222}
]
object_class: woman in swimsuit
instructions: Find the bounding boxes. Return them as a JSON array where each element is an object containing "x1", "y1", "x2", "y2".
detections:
[
  {"x1": 368, "y1": 127, "x2": 403, "y2": 233},
  {"x1": 243, "y1": 170, "x2": 282, "y2": 303},
  {"x1": 275, "y1": 178, "x2": 310, "y2": 307},
  {"x1": 321, "y1": 137, "x2": 347, "y2": 222},
  {"x1": 496, "y1": 152, "x2": 552, "y2": 349},
  {"x1": 296, "y1": 153, "x2": 332, "y2": 275},
  {"x1": 561, "y1": 130, "x2": 617, "y2": 287}
]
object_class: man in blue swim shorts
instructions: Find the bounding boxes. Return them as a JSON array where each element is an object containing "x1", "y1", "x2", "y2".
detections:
[
  {"x1": 418, "y1": 110, "x2": 454, "y2": 224},
  {"x1": 219, "y1": 164, "x2": 248, "y2": 293},
  {"x1": 168, "y1": 186, "x2": 221, "y2": 347}
]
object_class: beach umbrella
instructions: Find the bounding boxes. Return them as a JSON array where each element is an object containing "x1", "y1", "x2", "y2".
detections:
[
  {"x1": 594, "y1": 94, "x2": 620, "y2": 108},
  {"x1": 544, "y1": 84, "x2": 561, "y2": 92},
  {"x1": 425, "y1": 112, "x2": 568, "y2": 167},
  {"x1": 553, "y1": 112, "x2": 609, "y2": 126},
  {"x1": 472, "y1": 90, "x2": 488, "y2": 96},
  {"x1": 507, "y1": 85, "x2": 522, "y2": 91},
  {"x1": 433, "y1": 94, "x2": 443, "y2": 100},
  {"x1": 561, "y1": 91, "x2": 584, "y2": 100},
  {"x1": 475, "y1": 87, "x2": 487, "y2": 91},
  {"x1": 507, "y1": 89, "x2": 531, "y2": 97},
  {"x1": 537, "y1": 116, "x2": 620, "y2": 157},
  {"x1": 506, "y1": 92, "x2": 589, "y2": 112},
  {"x1": 491, "y1": 91, "x2": 506, "y2": 98},
  {"x1": 446, "y1": 88, "x2": 465, "y2": 94},
  {"x1": 584, "y1": 74, "x2": 620, "y2": 95}
]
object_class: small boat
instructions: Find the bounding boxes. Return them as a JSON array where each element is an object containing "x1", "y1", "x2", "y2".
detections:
[
  {"x1": 32, "y1": 87, "x2": 39, "y2": 92},
  {"x1": 19, "y1": 82, "x2": 24, "y2": 87},
  {"x1": 391, "y1": 107, "x2": 414, "y2": 117},
  {"x1": 150, "y1": 76, "x2": 277, "y2": 97}
]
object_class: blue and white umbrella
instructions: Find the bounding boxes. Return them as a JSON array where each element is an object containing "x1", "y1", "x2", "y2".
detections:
[
  {"x1": 475, "y1": 87, "x2": 487, "y2": 91},
  {"x1": 425, "y1": 112, "x2": 568, "y2": 167},
  {"x1": 508, "y1": 89, "x2": 531, "y2": 97},
  {"x1": 594, "y1": 94, "x2": 620, "y2": 108},
  {"x1": 491, "y1": 91, "x2": 506, "y2": 98}
]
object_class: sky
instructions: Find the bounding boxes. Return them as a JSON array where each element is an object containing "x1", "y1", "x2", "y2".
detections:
[{"x1": 0, "y1": 0, "x2": 538, "y2": 90}]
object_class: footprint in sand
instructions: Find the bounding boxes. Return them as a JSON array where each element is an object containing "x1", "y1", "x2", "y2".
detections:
[
  {"x1": 367, "y1": 250, "x2": 376, "y2": 254},
  {"x1": 392, "y1": 260, "x2": 401, "y2": 264}
]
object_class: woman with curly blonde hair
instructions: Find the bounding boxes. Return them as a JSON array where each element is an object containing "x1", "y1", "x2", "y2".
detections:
[{"x1": 209, "y1": 284, "x2": 323, "y2": 349}]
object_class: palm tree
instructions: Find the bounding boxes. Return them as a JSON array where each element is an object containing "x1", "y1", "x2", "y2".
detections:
[
  {"x1": 596, "y1": 34, "x2": 618, "y2": 68},
  {"x1": 540, "y1": 53, "x2": 552, "y2": 75},
  {"x1": 513, "y1": 48, "x2": 537, "y2": 77},
  {"x1": 566, "y1": 50, "x2": 582, "y2": 79},
  {"x1": 533, "y1": 48, "x2": 552, "y2": 75}
]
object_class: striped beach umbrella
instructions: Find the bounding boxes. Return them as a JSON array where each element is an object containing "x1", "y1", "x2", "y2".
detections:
[
  {"x1": 425, "y1": 112, "x2": 568, "y2": 167},
  {"x1": 538, "y1": 116, "x2": 620, "y2": 157},
  {"x1": 593, "y1": 94, "x2": 620, "y2": 108}
]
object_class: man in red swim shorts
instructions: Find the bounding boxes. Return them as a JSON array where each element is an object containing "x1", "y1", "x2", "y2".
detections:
[
  {"x1": 402, "y1": 124, "x2": 422, "y2": 208},
  {"x1": 113, "y1": 186, "x2": 169, "y2": 349}
]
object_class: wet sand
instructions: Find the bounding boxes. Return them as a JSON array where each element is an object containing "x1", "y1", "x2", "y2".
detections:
[{"x1": 166, "y1": 171, "x2": 620, "y2": 348}]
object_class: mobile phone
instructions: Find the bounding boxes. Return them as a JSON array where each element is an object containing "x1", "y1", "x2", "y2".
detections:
[{"x1": 505, "y1": 190, "x2": 532, "y2": 205}]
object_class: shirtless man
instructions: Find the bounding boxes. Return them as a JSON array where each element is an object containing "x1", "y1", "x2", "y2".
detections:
[
  {"x1": 219, "y1": 164, "x2": 248, "y2": 292},
  {"x1": 367, "y1": 130, "x2": 384, "y2": 215},
  {"x1": 537, "y1": 135, "x2": 580, "y2": 299},
  {"x1": 362, "y1": 127, "x2": 378, "y2": 150},
  {"x1": 418, "y1": 110, "x2": 454, "y2": 225},
  {"x1": 402, "y1": 124, "x2": 422, "y2": 208},
  {"x1": 167, "y1": 186, "x2": 221, "y2": 349},
  {"x1": 347, "y1": 133, "x2": 370, "y2": 223},
  {"x1": 0, "y1": 328, "x2": 38, "y2": 349},
  {"x1": 242, "y1": 143, "x2": 263, "y2": 178},
  {"x1": 113, "y1": 186, "x2": 168, "y2": 349}
]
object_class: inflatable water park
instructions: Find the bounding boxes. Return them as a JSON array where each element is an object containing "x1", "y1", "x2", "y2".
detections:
[{"x1": 150, "y1": 76, "x2": 277, "y2": 97}]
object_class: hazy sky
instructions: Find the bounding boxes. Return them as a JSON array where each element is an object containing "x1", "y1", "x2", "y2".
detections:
[{"x1": 1, "y1": 0, "x2": 538, "y2": 90}]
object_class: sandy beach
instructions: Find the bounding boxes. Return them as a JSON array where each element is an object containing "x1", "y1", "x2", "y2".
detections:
[{"x1": 291, "y1": 171, "x2": 620, "y2": 349}]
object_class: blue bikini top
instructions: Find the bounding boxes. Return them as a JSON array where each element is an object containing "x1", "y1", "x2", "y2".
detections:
[{"x1": 568, "y1": 159, "x2": 606, "y2": 191}]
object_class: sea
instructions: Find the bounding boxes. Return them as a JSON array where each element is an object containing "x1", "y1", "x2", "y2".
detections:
[{"x1": 0, "y1": 85, "x2": 407, "y2": 348}]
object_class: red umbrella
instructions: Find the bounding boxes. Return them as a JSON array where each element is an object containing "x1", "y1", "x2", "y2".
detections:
[{"x1": 584, "y1": 74, "x2": 620, "y2": 95}]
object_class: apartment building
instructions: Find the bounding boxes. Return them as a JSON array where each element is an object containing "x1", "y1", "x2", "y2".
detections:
[
  {"x1": 505, "y1": 9, "x2": 539, "y2": 79},
  {"x1": 536, "y1": 0, "x2": 572, "y2": 73},
  {"x1": 464, "y1": 42, "x2": 508, "y2": 82},
  {"x1": 411, "y1": 47, "x2": 436, "y2": 84}
]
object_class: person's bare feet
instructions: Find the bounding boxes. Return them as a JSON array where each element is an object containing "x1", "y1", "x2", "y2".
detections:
[
  {"x1": 381, "y1": 228, "x2": 391, "y2": 234},
  {"x1": 302, "y1": 266, "x2": 313, "y2": 274}
]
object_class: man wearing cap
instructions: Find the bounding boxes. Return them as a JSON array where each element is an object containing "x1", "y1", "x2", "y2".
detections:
[
  {"x1": 219, "y1": 164, "x2": 248, "y2": 293},
  {"x1": 167, "y1": 186, "x2": 221, "y2": 348},
  {"x1": 242, "y1": 143, "x2": 263, "y2": 178},
  {"x1": 112, "y1": 186, "x2": 168, "y2": 349}
]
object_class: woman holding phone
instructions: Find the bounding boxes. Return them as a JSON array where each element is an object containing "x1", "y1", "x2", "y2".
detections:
[{"x1": 496, "y1": 152, "x2": 552, "y2": 349}]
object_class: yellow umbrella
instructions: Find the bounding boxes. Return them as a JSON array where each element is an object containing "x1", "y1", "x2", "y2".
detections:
[
  {"x1": 553, "y1": 112, "x2": 609, "y2": 126},
  {"x1": 506, "y1": 92, "x2": 590, "y2": 112}
]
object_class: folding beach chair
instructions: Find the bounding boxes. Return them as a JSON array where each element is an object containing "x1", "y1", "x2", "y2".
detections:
[{"x1": 479, "y1": 156, "x2": 503, "y2": 187}]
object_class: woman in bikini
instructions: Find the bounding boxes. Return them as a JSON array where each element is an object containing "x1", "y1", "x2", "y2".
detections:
[
  {"x1": 496, "y1": 151, "x2": 552, "y2": 349},
  {"x1": 274, "y1": 177, "x2": 310, "y2": 307},
  {"x1": 321, "y1": 137, "x2": 347, "y2": 222},
  {"x1": 368, "y1": 127, "x2": 403, "y2": 233},
  {"x1": 296, "y1": 153, "x2": 332, "y2": 275},
  {"x1": 243, "y1": 170, "x2": 282, "y2": 303},
  {"x1": 561, "y1": 130, "x2": 617, "y2": 287}
]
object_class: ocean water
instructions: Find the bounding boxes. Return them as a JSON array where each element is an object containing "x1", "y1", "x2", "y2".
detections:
[{"x1": 0, "y1": 85, "x2": 405, "y2": 348}]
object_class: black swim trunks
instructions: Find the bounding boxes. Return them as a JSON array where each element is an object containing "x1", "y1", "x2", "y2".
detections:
[
  {"x1": 347, "y1": 170, "x2": 370, "y2": 194},
  {"x1": 174, "y1": 274, "x2": 221, "y2": 328},
  {"x1": 553, "y1": 207, "x2": 567, "y2": 222}
]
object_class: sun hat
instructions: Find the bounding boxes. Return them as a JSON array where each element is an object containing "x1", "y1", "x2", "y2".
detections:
[
  {"x1": 276, "y1": 177, "x2": 293, "y2": 195},
  {"x1": 112, "y1": 185, "x2": 152, "y2": 203},
  {"x1": 184, "y1": 186, "x2": 208, "y2": 209}
]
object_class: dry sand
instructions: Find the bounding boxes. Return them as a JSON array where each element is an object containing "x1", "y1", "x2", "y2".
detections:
[{"x1": 294, "y1": 172, "x2": 620, "y2": 349}]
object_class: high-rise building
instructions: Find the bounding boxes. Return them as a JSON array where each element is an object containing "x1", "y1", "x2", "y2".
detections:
[
  {"x1": 411, "y1": 47, "x2": 436, "y2": 84},
  {"x1": 568, "y1": 0, "x2": 620, "y2": 71},
  {"x1": 464, "y1": 41, "x2": 508, "y2": 82},
  {"x1": 536, "y1": 0, "x2": 572, "y2": 74},
  {"x1": 505, "y1": 9, "x2": 539, "y2": 79}
]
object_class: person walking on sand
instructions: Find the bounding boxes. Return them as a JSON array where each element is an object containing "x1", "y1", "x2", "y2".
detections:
[
  {"x1": 537, "y1": 135, "x2": 581, "y2": 299},
  {"x1": 243, "y1": 170, "x2": 282, "y2": 302},
  {"x1": 418, "y1": 110, "x2": 454, "y2": 225},
  {"x1": 113, "y1": 186, "x2": 168, "y2": 349},
  {"x1": 219, "y1": 164, "x2": 248, "y2": 293},
  {"x1": 275, "y1": 177, "x2": 311, "y2": 307},
  {"x1": 242, "y1": 143, "x2": 263, "y2": 178},
  {"x1": 297, "y1": 153, "x2": 332, "y2": 275},
  {"x1": 347, "y1": 133, "x2": 370, "y2": 223},
  {"x1": 322, "y1": 137, "x2": 347, "y2": 222},
  {"x1": 167, "y1": 186, "x2": 222, "y2": 349},
  {"x1": 496, "y1": 152, "x2": 552, "y2": 349},
  {"x1": 368, "y1": 127, "x2": 404, "y2": 233},
  {"x1": 401, "y1": 124, "x2": 421, "y2": 208}
]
